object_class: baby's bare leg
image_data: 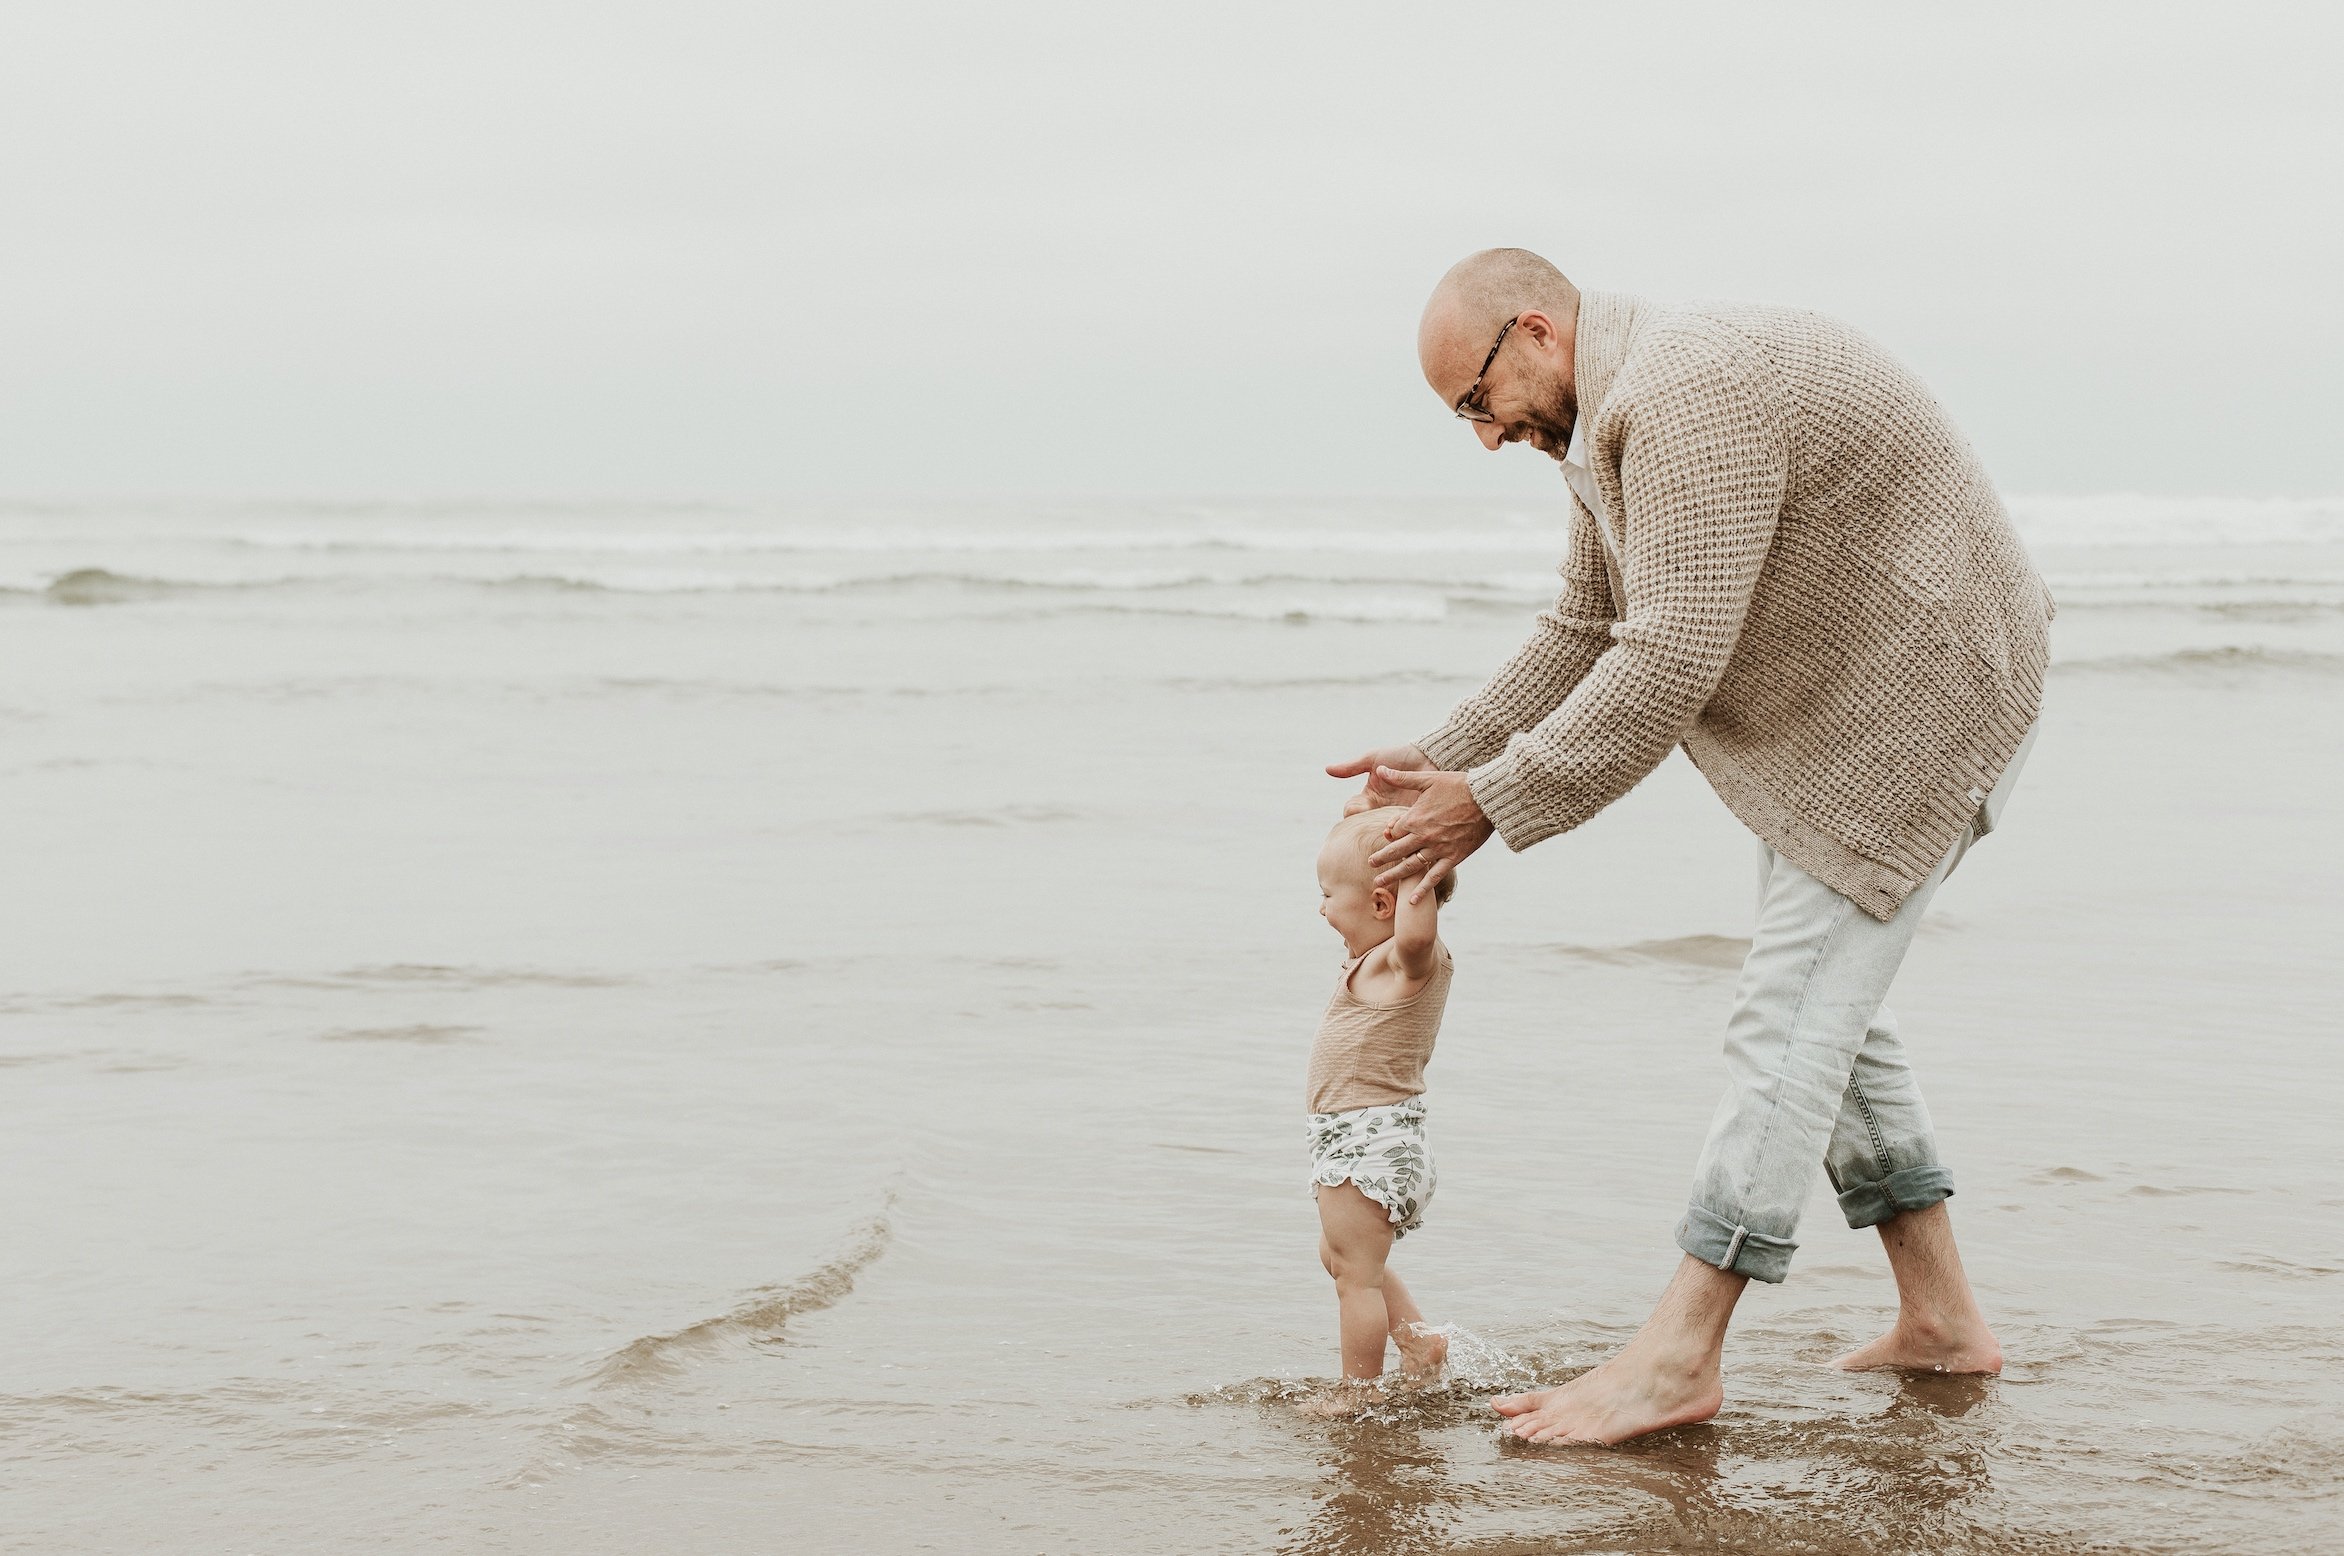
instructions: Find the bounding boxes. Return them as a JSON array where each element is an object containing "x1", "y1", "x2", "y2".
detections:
[
  {"x1": 1316, "y1": 1181, "x2": 1397, "y2": 1379},
  {"x1": 1382, "y1": 1267, "x2": 1425, "y2": 1330},
  {"x1": 1380, "y1": 1270, "x2": 1448, "y2": 1379}
]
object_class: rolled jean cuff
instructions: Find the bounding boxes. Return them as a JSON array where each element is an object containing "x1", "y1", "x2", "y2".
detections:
[
  {"x1": 1674, "y1": 1203, "x2": 1797, "y2": 1284},
  {"x1": 1836, "y1": 1164, "x2": 1956, "y2": 1229}
]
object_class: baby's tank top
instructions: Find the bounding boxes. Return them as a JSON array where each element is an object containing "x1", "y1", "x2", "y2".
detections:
[{"x1": 1306, "y1": 943, "x2": 1452, "y2": 1115}]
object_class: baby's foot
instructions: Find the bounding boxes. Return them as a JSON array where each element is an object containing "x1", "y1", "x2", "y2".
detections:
[
  {"x1": 1293, "y1": 1379, "x2": 1382, "y2": 1418},
  {"x1": 1393, "y1": 1322, "x2": 1449, "y2": 1383}
]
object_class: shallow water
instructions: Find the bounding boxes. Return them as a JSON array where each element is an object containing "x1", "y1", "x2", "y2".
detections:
[{"x1": 4, "y1": 497, "x2": 2341, "y2": 1553}]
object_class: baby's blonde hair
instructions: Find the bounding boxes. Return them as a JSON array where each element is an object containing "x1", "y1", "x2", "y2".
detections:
[{"x1": 1325, "y1": 807, "x2": 1459, "y2": 904}]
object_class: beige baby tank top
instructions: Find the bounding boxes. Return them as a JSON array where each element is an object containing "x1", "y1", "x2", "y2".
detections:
[{"x1": 1306, "y1": 943, "x2": 1453, "y2": 1115}]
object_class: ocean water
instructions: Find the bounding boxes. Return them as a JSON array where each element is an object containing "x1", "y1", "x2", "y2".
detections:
[{"x1": 3, "y1": 495, "x2": 2341, "y2": 1554}]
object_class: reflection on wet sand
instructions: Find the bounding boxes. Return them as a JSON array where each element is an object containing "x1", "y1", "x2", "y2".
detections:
[
  {"x1": 1279, "y1": 1371, "x2": 2086, "y2": 1556},
  {"x1": 1283, "y1": 1417, "x2": 1457, "y2": 1556}
]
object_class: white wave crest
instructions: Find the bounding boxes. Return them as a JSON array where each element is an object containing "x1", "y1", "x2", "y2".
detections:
[{"x1": 2008, "y1": 494, "x2": 2344, "y2": 549}]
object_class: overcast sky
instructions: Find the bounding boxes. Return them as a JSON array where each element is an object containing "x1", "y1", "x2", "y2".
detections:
[{"x1": 2, "y1": 2, "x2": 2337, "y2": 500}]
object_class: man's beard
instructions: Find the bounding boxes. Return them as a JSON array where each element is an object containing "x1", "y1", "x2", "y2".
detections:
[
  {"x1": 1514, "y1": 368, "x2": 1576, "y2": 460},
  {"x1": 1525, "y1": 409, "x2": 1574, "y2": 460}
]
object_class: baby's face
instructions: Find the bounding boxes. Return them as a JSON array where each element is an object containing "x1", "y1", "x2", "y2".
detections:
[{"x1": 1317, "y1": 834, "x2": 1393, "y2": 956}]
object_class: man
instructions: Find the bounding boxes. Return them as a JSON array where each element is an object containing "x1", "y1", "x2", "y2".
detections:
[{"x1": 1331, "y1": 248, "x2": 2052, "y2": 1446}]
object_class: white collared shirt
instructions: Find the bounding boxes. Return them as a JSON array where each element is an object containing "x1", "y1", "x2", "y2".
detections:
[{"x1": 1559, "y1": 419, "x2": 1622, "y2": 571}]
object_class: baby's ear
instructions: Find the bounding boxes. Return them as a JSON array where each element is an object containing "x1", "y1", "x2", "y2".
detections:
[{"x1": 1370, "y1": 884, "x2": 1397, "y2": 920}]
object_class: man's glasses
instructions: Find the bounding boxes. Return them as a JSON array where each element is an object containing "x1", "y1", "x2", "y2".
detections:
[{"x1": 1452, "y1": 316, "x2": 1519, "y2": 423}]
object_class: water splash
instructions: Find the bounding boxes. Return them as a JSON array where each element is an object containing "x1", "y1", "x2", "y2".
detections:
[
  {"x1": 1189, "y1": 1325, "x2": 1545, "y2": 1425},
  {"x1": 1427, "y1": 1325, "x2": 1542, "y2": 1394}
]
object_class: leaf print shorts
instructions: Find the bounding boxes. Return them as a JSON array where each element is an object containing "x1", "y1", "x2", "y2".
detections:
[{"x1": 1307, "y1": 1095, "x2": 1435, "y2": 1240}]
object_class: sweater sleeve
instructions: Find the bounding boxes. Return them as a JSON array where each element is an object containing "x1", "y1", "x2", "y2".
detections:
[
  {"x1": 1415, "y1": 499, "x2": 1620, "y2": 771},
  {"x1": 1464, "y1": 331, "x2": 1791, "y2": 849}
]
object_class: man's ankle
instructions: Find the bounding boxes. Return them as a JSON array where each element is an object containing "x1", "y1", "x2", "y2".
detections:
[
  {"x1": 1892, "y1": 1306, "x2": 1985, "y2": 1342},
  {"x1": 1624, "y1": 1326, "x2": 1724, "y2": 1377}
]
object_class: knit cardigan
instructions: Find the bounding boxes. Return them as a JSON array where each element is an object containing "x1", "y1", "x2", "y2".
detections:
[{"x1": 1418, "y1": 291, "x2": 2053, "y2": 922}]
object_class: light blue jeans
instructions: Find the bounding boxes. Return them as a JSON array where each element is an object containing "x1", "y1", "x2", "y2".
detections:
[{"x1": 1675, "y1": 728, "x2": 2036, "y2": 1283}]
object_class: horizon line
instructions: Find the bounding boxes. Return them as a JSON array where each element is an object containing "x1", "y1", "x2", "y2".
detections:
[{"x1": 3, "y1": 489, "x2": 2341, "y2": 509}]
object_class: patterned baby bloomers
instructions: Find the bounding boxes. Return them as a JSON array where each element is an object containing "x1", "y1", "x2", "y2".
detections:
[{"x1": 1306, "y1": 1095, "x2": 1435, "y2": 1238}]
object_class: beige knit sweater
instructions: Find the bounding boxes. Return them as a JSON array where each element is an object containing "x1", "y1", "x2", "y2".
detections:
[{"x1": 1418, "y1": 291, "x2": 2053, "y2": 922}]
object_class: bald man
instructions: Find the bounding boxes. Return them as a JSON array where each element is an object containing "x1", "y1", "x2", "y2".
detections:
[{"x1": 1331, "y1": 248, "x2": 2052, "y2": 1445}]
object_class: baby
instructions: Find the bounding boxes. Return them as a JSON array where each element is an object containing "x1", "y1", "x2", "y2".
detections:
[{"x1": 1303, "y1": 806, "x2": 1455, "y2": 1412}]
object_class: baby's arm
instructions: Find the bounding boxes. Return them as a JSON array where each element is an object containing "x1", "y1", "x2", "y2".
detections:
[{"x1": 1388, "y1": 878, "x2": 1442, "y2": 982}]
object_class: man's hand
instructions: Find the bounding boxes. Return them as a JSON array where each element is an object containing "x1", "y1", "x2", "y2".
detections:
[
  {"x1": 1366, "y1": 767, "x2": 1494, "y2": 903},
  {"x1": 1325, "y1": 744, "x2": 1435, "y2": 816}
]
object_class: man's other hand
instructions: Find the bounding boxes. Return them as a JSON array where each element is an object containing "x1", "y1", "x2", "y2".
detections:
[{"x1": 1326, "y1": 744, "x2": 1436, "y2": 815}]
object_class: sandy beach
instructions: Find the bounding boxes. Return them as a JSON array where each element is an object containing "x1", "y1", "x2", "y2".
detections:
[{"x1": 3, "y1": 495, "x2": 2340, "y2": 1552}]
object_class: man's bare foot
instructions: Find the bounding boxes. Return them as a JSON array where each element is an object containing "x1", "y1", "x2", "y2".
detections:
[
  {"x1": 1392, "y1": 1322, "x2": 1448, "y2": 1382},
  {"x1": 1294, "y1": 1379, "x2": 1383, "y2": 1418},
  {"x1": 1849, "y1": 1205, "x2": 2000, "y2": 1373},
  {"x1": 1832, "y1": 1318, "x2": 2002, "y2": 1374},
  {"x1": 1489, "y1": 1341, "x2": 1722, "y2": 1445}
]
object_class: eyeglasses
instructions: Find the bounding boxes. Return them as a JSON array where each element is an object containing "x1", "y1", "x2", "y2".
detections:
[{"x1": 1452, "y1": 316, "x2": 1519, "y2": 423}]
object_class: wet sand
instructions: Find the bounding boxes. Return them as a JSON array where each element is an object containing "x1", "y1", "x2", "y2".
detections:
[{"x1": 3, "y1": 498, "x2": 2340, "y2": 1552}]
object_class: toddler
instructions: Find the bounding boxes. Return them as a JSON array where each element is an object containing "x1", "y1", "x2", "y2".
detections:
[{"x1": 1303, "y1": 806, "x2": 1455, "y2": 1411}]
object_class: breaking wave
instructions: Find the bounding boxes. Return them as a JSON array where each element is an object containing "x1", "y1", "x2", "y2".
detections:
[
  {"x1": 587, "y1": 1200, "x2": 894, "y2": 1386},
  {"x1": 1546, "y1": 935, "x2": 1753, "y2": 971},
  {"x1": 2053, "y1": 646, "x2": 2344, "y2": 675},
  {"x1": 8, "y1": 491, "x2": 2342, "y2": 553}
]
